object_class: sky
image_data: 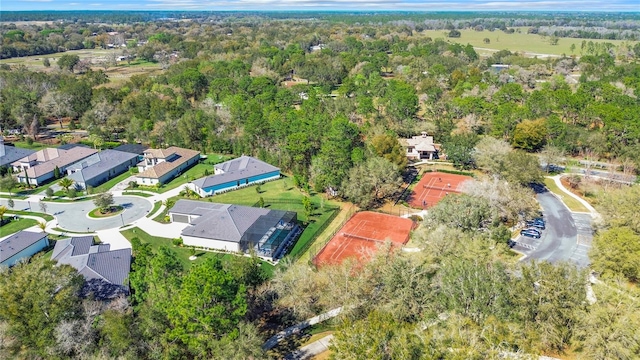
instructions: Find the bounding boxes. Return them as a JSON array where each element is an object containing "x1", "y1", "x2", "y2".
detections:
[{"x1": 2, "y1": 0, "x2": 639, "y2": 12}]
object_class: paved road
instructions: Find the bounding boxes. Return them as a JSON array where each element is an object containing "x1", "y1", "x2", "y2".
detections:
[
  {"x1": 511, "y1": 185, "x2": 592, "y2": 268},
  {"x1": 0, "y1": 196, "x2": 152, "y2": 232},
  {"x1": 285, "y1": 335, "x2": 333, "y2": 360}
]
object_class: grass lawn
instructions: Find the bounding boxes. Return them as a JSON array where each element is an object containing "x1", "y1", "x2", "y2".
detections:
[
  {"x1": 543, "y1": 178, "x2": 590, "y2": 213},
  {"x1": 92, "y1": 170, "x2": 136, "y2": 193},
  {"x1": 16, "y1": 178, "x2": 60, "y2": 196},
  {"x1": 136, "y1": 154, "x2": 235, "y2": 194},
  {"x1": 6, "y1": 210, "x2": 54, "y2": 222},
  {"x1": 420, "y1": 28, "x2": 633, "y2": 56},
  {"x1": 0, "y1": 194, "x2": 28, "y2": 200},
  {"x1": 211, "y1": 178, "x2": 345, "y2": 261},
  {"x1": 120, "y1": 227, "x2": 274, "y2": 276},
  {"x1": 123, "y1": 191, "x2": 153, "y2": 198},
  {"x1": 0, "y1": 218, "x2": 38, "y2": 235},
  {"x1": 147, "y1": 201, "x2": 162, "y2": 218},
  {"x1": 9, "y1": 140, "x2": 50, "y2": 150}
]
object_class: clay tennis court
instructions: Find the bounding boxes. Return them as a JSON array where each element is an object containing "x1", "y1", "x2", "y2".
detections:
[
  {"x1": 407, "y1": 171, "x2": 472, "y2": 209},
  {"x1": 313, "y1": 211, "x2": 414, "y2": 267}
]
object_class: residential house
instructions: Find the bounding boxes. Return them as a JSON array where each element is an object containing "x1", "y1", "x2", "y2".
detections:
[
  {"x1": 0, "y1": 231, "x2": 49, "y2": 267},
  {"x1": 0, "y1": 136, "x2": 35, "y2": 168},
  {"x1": 191, "y1": 156, "x2": 280, "y2": 197},
  {"x1": 67, "y1": 149, "x2": 138, "y2": 189},
  {"x1": 168, "y1": 199, "x2": 300, "y2": 260},
  {"x1": 135, "y1": 146, "x2": 200, "y2": 186},
  {"x1": 399, "y1": 132, "x2": 441, "y2": 161},
  {"x1": 11, "y1": 146, "x2": 98, "y2": 186},
  {"x1": 51, "y1": 236, "x2": 131, "y2": 299}
]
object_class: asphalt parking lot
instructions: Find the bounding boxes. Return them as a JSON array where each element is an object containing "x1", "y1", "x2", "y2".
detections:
[{"x1": 510, "y1": 185, "x2": 593, "y2": 268}]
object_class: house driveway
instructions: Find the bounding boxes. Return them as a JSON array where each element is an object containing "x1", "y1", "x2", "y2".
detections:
[{"x1": 0, "y1": 196, "x2": 152, "y2": 232}]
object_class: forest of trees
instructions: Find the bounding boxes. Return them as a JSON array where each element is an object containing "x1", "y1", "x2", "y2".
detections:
[{"x1": 1, "y1": 12, "x2": 640, "y2": 359}]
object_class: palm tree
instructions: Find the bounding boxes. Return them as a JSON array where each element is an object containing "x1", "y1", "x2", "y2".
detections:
[
  {"x1": 59, "y1": 178, "x2": 75, "y2": 194},
  {"x1": 37, "y1": 221, "x2": 47, "y2": 232},
  {"x1": 0, "y1": 205, "x2": 7, "y2": 224}
]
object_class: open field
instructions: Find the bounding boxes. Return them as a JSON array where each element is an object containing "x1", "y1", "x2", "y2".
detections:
[
  {"x1": 421, "y1": 28, "x2": 635, "y2": 57},
  {"x1": 0, "y1": 48, "x2": 162, "y2": 83}
]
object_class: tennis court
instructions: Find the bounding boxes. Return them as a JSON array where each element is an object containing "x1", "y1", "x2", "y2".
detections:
[
  {"x1": 407, "y1": 171, "x2": 472, "y2": 209},
  {"x1": 313, "y1": 211, "x2": 414, "y2": 267}
]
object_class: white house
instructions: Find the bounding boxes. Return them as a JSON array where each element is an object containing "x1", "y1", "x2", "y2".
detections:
[
  {"x1": 0, "y1": 231, "x2": 49, "y2": 267},
  {"x1": 136, "y1": 146, "x2": 200, "y2": 186},
  {"x1": 11, "y1": 146, "x2": 98, "y2": 186},
  {"x1": 399, "y1": 132, "x2": 441, "y2": 161}
]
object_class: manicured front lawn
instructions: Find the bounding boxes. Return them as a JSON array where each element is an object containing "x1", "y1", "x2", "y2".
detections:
[
  {"x1": 146, "y1": 201, "x2": 163, "y2": 218},
  {"x1": 10, "y1": 140, "x2": 50, "y2": 150},
  {"x1": 93, "y1": 169, "x2": 137, "y2": 193},
  {"x1": 543, "y1": 178, "x2": 590, "y2": 213},
  {"x1": 0, "y1": 218, "x2": 38, "y2": 235},
  {"x1": 6, "y1": 210, "x2": 54, "y2": 222},
  {"x1": 120, "y1": 227, "x2": 275, "y2": 276}
]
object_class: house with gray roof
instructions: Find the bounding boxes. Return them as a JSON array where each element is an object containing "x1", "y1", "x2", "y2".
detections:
[
  {"x1": 0, "y1": 136, "x2": 35, "y2": 168},
  {"x1": 169, "y1": 199, "x2": 300, "y2": 260},
  {"x1": 51, "y1": 236, "x2": 131, "y2": 299},
  {"x1": 191, "y1": 156, "x2": 280, "y2": 197},
  {"x1": 67, "y1": 149, "x2": 138, "y2": 189},
  {"x1": 0, "y1": 230, "x2": 49, "y2": 267}
]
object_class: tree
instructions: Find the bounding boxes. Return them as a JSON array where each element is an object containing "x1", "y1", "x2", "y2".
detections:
[
  {"x1": 540, "y1": 144, "x2": 565, "y2": 173},
  {"x1": 483, "y1": 38, "x2": 490, "y2": 44},
  {"x1": 369, "y1": 133, "x2": 407, "y2": 169},
  {"x1": 301, "y1": 196, "x2": 313, "y2": 219},
  {"x1": 57, "y1": 54, "x2": 80, "y2": 72},
  {"x1": 0, "y1": 176, "x2": 17, "y2": 196},
  {"x1": 53, "y1": 166, "x2": 61, "y2": 179},
  {"x1": 166, "y1": 257, "x2": 248, "y2": 357},
  {"x1": 93, "y1": 193, "x2": 114, "y2": 213},
  {"x1": 426, "y1": 194, "x2": 493, "y2": 231},
  {"x1": 42, "y1": 57, "x2": 51, "y2": 67},
  {"x1": 45, "y1": 187, "x2": 54, "y2": 198},
  {"x1": 461, "y1": 178, "x2": 538, "y2": 224},
  {"x1": 0, "y1": 259, "x2": 84, "y2": 357},
  {"x1": 512, "y1": 119, "x2": 548, "y2": 151},
  {"x1": 0, "y1": 205, "x2": 6, "y2": 224},
  {"x1": 7, "y1": 198, "x2": 14, "y2": 210},
  {"x1": 342, "y1": 157, "x2": 403, "y2": 208},
  {"x1": 501, "y1": 150, "x2": 543, "y2": 186},
  {"x1": 448, "y1": 29, "x2": 461, "y2": 38},
  {"x1": 39, "y1": 91, "x2": 72, "y2": 129},
  {"x1": 38, "y1": 221, "x2": 47, "y2": 232},
  {"x1": 58, "y1": 177, "x2": 75, "y2": 193},
  {"x1": 597, "y1": 186, "x2": 640, "y2": 233},
  {"x1": 39, "y1": 201, "x2": 48, "y2": 214},
  {"x1": 591, "y1": 227, "x2": 640, "y2": 282},
  {"x1": 473, "y1": 137, "x2": 512, "y2": 175},
  {"x1": 444, "y1": 133, "x2": 479, "y2": 170}
]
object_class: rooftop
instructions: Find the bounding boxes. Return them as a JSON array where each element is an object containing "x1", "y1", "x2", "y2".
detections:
[
  {"x1": 400, "y1": 132, "x2": 440, "y2": 152},
  {"x1": 0, "y1": 137, "x2": 36, "y2": 167},
  {"x1": 0, "y1": 231, "x2": 48, "y2": 264},
  {"x1": 170, "y1": 199, "x2": 280, "y2": 243},
  {"x1": 52, "y1": 236, "x2": 131, "y2": 287},
  {"x1": 192, "y1": 156, "x2": 279, "y2": 189},
  {"x1": 113, "y1": 143, "x2": 149, "y2": 155},
  {"x1": 13, "y1": 147, "x2": 98, "y2": 178},
  {"x1": 137, "y1": 146, "x2": 200, "y2": 179},
  {"x1": 67, "y1": 150, "x2": 138, "y2": 184}
]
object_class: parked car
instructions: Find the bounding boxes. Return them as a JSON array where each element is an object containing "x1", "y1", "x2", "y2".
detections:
[
  {"x1": 526, "y1": 220, "x2": 546, "y2": 230},
  {"x1": 520, "y1": 229, "x2": 541, "y2": 239}
]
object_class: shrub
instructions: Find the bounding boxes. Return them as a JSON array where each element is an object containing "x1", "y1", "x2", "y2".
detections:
[
  {"x1": 67, "y1": 188, "x2": 77, "y2": 198},
  {"x1": 172, "y1": 238, "x2": 183, "y2": 247}
]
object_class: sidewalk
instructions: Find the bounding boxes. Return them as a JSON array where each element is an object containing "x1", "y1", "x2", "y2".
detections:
[
  {"x1": 285, "y1": 335, "x2": 333, "y2": 360},
  {"x1": 549, "y1": 175, "x2": 601, "y2": 220}
]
